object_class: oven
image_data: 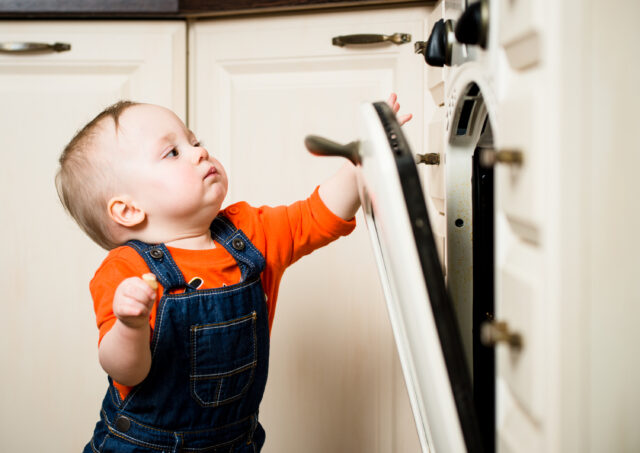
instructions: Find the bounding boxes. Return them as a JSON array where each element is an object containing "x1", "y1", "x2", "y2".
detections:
[
  {"x1": 304, "y1": 1, "x2": 500, "y2": 451},
  {"x1": 307, "y1": 0, "x2": 640, "y2": 451}
]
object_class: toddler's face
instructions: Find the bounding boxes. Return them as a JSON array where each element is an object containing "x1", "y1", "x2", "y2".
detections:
[{"x1": 113, "y1": 104, "x2": 228, "y2": 226}]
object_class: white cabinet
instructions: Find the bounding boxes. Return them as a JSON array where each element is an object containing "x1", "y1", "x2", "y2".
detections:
[
  {"x1": 0, "y1": 8, "x2": 431, "y2": 453},
  {"x1": 189, "y1": 7, "x2": 429, "y2": 452},
  {"x1": 0, "y1": 21, "x2": 185, "y2": 452},
  {"x1": 493, "y1": 0, "x2": 640, "y2": 451},
  {"x1": 495, "y1": 69, "x2": 546, "y2": 244}
]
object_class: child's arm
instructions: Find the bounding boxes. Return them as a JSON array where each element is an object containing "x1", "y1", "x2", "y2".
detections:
[
  {"x1": 98, "y1": 276, "x2": 156, "y2": 386},
  {"x1": 318, "y1": 93, "x2": 412, "y2": 221}
]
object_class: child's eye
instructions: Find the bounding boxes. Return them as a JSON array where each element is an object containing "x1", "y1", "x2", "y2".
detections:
[{"x1": 166, "y1": 148, "x2": 179, "y2": 158}]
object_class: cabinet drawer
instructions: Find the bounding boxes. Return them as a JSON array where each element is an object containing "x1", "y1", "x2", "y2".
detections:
[
  {"x1": 497, "y1": 378, "x2": 544, "y2": 453},
  {"x1": 422, "y1": 106, "x2": 446, "y2": 212},
  {"x1": 0, "y1": 20, "x2": 186, "y2": 452},
  {"x1": 497, "y1": 239, "x2": 545, "y2": 422},
  {"x1": 495, "y1": 69, "x2": 545, "y2": 244},
  {"x1": 498, "y1": 0, "x2": 543, "y2": 70}
]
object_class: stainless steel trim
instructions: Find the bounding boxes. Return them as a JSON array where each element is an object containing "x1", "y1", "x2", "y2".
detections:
[
  {"x1": 444, "y1": 20, "x2": 455, "y2": 66},
  {"x1": 480, "y1": 0, "x2": 489, "y2": 49}
]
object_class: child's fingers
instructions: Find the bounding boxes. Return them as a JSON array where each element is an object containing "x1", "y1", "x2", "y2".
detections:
[
  {"x1": 397, "y1": 113, "x2": 413, "y2": 126},
  {"x1": 118, "y1": 299, "x2": 151, "y2": 318},
  {"x1": 386, "y1": 93, "x2": 401, "y2": 114},
  {"x1": 122, "y1": 279, "x2": 156, "y2": 306}
]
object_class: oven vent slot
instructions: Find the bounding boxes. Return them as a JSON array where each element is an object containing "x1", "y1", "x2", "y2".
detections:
[{"x1": 456, "y1": 98, "x2": 476, "y2": 136}]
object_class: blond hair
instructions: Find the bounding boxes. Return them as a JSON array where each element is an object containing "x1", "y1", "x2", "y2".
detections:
[{"x1": 55, "y1": 100, "x2": 138, "y2": 250}]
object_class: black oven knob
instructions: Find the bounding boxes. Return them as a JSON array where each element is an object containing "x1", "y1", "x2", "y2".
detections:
[
  {"x1": 414, "y1": 18, "x2": 455, "y2": 67},
  {"x1": 454, "y1": 0, "x2": 489, "y2": 49}
]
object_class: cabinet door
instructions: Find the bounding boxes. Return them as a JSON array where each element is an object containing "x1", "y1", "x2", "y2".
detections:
[
  {"x1": 0, "y1": 21, "x2": 185, "y2": 452},
  {"x1": 190, "y1": 7, "x2": 429, "y2": 452}
]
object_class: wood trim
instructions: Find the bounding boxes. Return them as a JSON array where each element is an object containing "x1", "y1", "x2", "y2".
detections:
[
  {"x1": 180, "y1": 0, "x2": 424, "y2": 13},
  {"x1": 0, "y1": 0, "x2": 178, "y2": 14},
  {"x1": 0, "y1": 0, "x2": 432, "y2": 19}
]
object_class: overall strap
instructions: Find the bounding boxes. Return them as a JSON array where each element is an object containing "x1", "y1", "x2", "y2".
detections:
[
  {"x1": 210, "y1": 214, "x2": 265, "y2": 281},
  {"x1": 125, "y1": 240, "x2": 187, "y2": 292}
]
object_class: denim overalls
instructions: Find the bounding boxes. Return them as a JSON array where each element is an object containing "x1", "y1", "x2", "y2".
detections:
[{"x1": 84, "y1": 214, "x2": 269, "y2": 453}]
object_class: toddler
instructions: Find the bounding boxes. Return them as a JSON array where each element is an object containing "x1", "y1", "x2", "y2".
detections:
[{"x1": 56, "y1": 95, "x2": 409, "y2": 452}]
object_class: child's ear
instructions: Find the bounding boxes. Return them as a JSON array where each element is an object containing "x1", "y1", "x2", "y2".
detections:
[{"x1": 107, "y1": 196, "x2": 146, "y2": 228}]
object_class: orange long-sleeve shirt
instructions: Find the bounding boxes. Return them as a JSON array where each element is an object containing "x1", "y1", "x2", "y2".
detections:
[{"x1": 90, "y1": 187, "x2": 355, "y2": 400}]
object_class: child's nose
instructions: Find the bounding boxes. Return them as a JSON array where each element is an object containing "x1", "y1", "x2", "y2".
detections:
[{"x1": 193, "y1": 145, "x2": 209, "y2": 163}]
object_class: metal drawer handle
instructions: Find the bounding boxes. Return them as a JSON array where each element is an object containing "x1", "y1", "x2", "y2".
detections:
[
  {"x1": 481, "y1": 320, "x2": 523, "y2": 350},
  {"x1": 416, "y1": 153, "x2": 440, "y2": 165},
  {"x1": 0, "y1": 42, "x2": 71, "y2": 54},
  {"x1": 332, "y1": 33, "x2": 411, "y2": 47},
  {"x1": 479, "y1": 148, "x2": 523, "y2": 168}
]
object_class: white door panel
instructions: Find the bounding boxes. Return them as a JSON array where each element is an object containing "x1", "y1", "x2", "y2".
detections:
[
  {"x1": 190, "y1": 7, "x2": 429, "y2": 452},
  {"x1": 0, "y1": 21, "x2": 185, "y2": 452}
]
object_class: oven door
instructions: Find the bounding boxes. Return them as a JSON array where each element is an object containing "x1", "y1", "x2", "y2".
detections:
[{"x1": 306, "y1": 102, "x2": 483, "y2": 453}]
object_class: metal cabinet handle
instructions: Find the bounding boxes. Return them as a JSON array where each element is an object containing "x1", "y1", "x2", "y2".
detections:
[
  {"x1": 481, "y1": 320, "x2": 523, "y2": 350},
  {"x1": 332, "y1": 33, "x2": 411, "y2": 47},
  {"x1": 416, "y1": 153, "x2": 441, "y2": 165},
  {"x1": 0, "y1": 42, "x2": 71, "y2": 54},
  {"x1": 479, "y1": 148, "x2": 523, "y2": 168},
  {"x1": 304, "y1": 135, "x2": 361, "y2": 166}
]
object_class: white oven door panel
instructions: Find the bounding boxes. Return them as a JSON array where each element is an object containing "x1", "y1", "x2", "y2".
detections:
[
  {"x1": 498, "y1": 0, "x2": 544, "y2": 70},
  {"x1": 495, "y1": 69, "x2": 545, "y2": 244},
  {"x1": 356, "y1": 102, "x2": 483, "y2": 452}
]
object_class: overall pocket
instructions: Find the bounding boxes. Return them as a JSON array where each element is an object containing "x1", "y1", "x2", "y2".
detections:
[{"x1": 190, "y1": 311, "x2": 257, "y2": 407}]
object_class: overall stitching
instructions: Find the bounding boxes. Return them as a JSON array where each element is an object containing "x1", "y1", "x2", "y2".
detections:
[
  {"x1": 103, "y1": 408, "x2": 250, "y2": 451},
  {"x1": 89, "y1": 435, "x2": 100, "y2": 453},
  {"x1": 216, "y1": 216, "x2": 237, "y2": 234},
  {"x1": 225, "y1": 234, "x2": 257, "y2": 275},
  {"x1": 105, "y1": 425, "x2": 248, "y2": 452},
  {"x1": 122, "y1": 278, "x2": 262, "y2": 411},
  {"x1": 145, "y1": 245, "x2": 186, "y2": 290},
  {"x1": 108, "y1": 379, "x2": 122, "y2": 408},
  {"x1": 190, "y1": 312, "x2": 258, "y2": 407},
  {"x1": 126, "y1": 241, "x2": 187, "y2": 291},
  {"x1": 209, "y1": 223, "x2": 233, "y2": 240},
  {"x1": 105, "y1": 408, "x2": 254, "y2": 436},
  {"x1": 107, "y1": 427, "x2": 170, "y2": 451},
  {"x1": 210, "y1": 215, "x2": 263, "y2": 281},
  {"x1": 101, "y1": 409, "x2": 173, "y2": 450},
  {"x1": 173, "y1": 432, "x2": 182, "y2": 452},
  {"x1": 154, "y1": 246, "x2": 187, "y2": 288},
  {"x1": 99, "y1": 434, "x2": 110, "y2": 453}
]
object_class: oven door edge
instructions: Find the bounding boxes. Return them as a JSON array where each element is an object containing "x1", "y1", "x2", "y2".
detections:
[{"x1": 357, "y1": 102, "x2": 484, "y2": 453}]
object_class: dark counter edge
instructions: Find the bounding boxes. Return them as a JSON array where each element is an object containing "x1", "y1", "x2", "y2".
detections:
[{"x1": 0, "y1": 0, "x2": 433, "y2": 19}]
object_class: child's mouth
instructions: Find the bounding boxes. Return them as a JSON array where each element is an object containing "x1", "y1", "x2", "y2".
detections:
[{"x1": 205, "y1": 166, "x2": 217, "y2": 179}]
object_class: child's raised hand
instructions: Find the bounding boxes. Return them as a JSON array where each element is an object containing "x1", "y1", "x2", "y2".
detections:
[
  {"x1": 387, "y1": 93, "x2": 413, "y2": 126},
  {"x1": 113, "y1": 276, "x2": 157, "y2": 329}
]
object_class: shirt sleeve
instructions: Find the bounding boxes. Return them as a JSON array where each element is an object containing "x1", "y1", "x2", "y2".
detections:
[
  {"x1": 253, "y1": 186, "x2": 357, "y2": 270},
  {"x1": 89, "y1": 248, "x2": 151, "y2": 345}
]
